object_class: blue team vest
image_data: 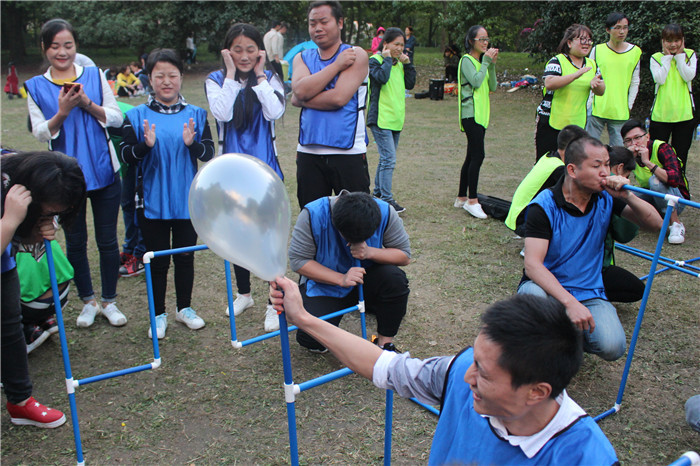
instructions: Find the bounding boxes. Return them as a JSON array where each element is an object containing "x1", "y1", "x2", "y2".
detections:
[
  {"x1": 206, "y1": 70, "x2": 283, "y2": 180},
  {"x1": 126, "y1": 104, "x2": 207, "y2": 220},
  {"x1": 530, "y1": 189, "x2": 612, "y2": 302},
  {"x1": 299, "y1": 44, "x2": 360, "y2": 149},
  {"x1": 305, "y1": 196, "x2": 390, "y2": 298},
  {"x1": 430, "y1": 348, "x2": 619, "y2": 465},
  {"x1": 25, "y1": 67, "x2": 114, "y2": 191}
]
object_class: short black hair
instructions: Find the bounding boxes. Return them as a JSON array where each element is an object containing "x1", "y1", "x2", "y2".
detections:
[
  {"x1": 605, "y1": 12, "x2": 628, "y2": 30},
  {"x1": 1, "y1": 151, "x2": 86, "y2": 239},
  {"x1": 480, "y1": 294, "x2": 583, "y2": 398},
  {"x1": 557, "y1": 24, "x2": 592, "y2": 54},
  {"x1": 308, "y1": 1, "x2": 343, "y2": 21},
  {"x1": 620, "y1": 118, "x2": 645, "y2": 139},
  {"x1": 464, "y1": 25, "x2": 486, "y2": 54},
  {"x1": 607, "y1": 145, "x2": 636, "y2": 173},
  {"x1": 40, "y1": 19, "x2": 77, "y2": 52},
  {"x1": 557, "y1": 125, "x2": 588, "y2": 151},
  {"x1": 565, "y1": 136, "x2": 605, "y2": 168},
  {"x1": 378, "y1": 27, "x2": 405, "y2": 51},
  {"x1": 146, "y1": 48, "x2": 183, "y2": 76},
  {"x1": 331, "y1": 192, "x2": 381, "y2": 243}
]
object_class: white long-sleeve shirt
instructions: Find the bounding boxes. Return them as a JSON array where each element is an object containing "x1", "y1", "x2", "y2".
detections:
[
  {"x1": 205, "y1": 74, "x2": 285, "y2": 123},
  {"x1": 650, "y1": 51, "x2": 697, "y2": 87}
]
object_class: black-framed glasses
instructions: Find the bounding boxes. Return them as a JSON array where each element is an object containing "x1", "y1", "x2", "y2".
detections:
[
  {"x1": 577, "y1": 37, "x2": 593, "y2": 45},
  {"x1": 623, "y1": 132, "x2": 647, "y2": 146}
]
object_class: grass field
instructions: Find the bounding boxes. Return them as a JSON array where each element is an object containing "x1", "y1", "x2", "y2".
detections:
[{"x1": 1, "y1": 52, "x2": 699, "y2": 464}]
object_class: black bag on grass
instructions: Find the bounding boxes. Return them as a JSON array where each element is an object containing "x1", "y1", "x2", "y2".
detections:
[{"x1": 477, "y1": 194, "x2": 511, "y2": 222}]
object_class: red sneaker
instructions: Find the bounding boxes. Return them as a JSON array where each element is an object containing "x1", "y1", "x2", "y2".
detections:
[
  {"x1": 120, "y1": 252, "x2": 133, "y2": 266},
  {"x1": 6, "y1": 397, "x2": 66, "y2": 428},
  {"x1": 119, "y1": 255, "x2": 144, "y2": 277}
]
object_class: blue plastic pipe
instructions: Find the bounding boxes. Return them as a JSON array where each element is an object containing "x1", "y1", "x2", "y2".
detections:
[
  {"x1": 384, "y1": 390, "x2": 393, "y2": 465},
  {"x1": 224, "y1": 261, "x2": 238, "y2": 343}
]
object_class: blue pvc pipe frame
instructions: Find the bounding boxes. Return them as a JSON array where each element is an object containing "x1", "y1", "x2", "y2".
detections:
[
  {"x1": 595, "y1": 185, "x2": 698, "y2": 422},
  {"x1": 667, "y1": 451, "x2": 700, "y2": 466}
]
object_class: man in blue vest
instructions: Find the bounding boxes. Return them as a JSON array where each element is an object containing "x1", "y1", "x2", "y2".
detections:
[
  {"x1": 270, "y1": 280, "x2": 619, "y2": 464},
  {"x1": 291, "y1": 1, "x2": 370, "y2": 209},
  {"x1": 288, "y1": 191, "x2": 410, "y2": 353},
  {"x1": 518, "y1": 136, "x2": 661, "y2": 361}
]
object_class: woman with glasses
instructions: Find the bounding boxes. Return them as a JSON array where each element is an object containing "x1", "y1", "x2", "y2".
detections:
[
  {"x1": 586, "y1": 12, "x2": 641, "y2": 147},
  {"x1": 649, "y1": 23, "x2": 696, "y2": 173},
  {"x1": 454, "y1": 25, "x2": 497, "y2": 219},
  {"x1": 535, "y1": 24, "x2": 605, "y2": 161}
]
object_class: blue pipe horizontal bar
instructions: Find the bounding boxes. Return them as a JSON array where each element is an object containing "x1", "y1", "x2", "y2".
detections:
[
  {"x1": 667, "y1": 456, "x2": 693, "y2": 466},
  {"x1": 239, "y1": 305, "x2": 360, "y2": 347},
  {"x1": 152, "y1": 243, "x2": 209, "y2": 257},
  {"x1": 409, "y1": 397, "x2": 440, "y2": 416},
  {"x1": 297, "y1": 367, "x2": 354, "y2": 392},
  {"x1": 623, "y1": 184, "x2": 700, "y2": 209},
  {"x1": 593, "y1": 407, "x2": 617, "y2": 423},
  {"x1": 616, "y1": 244, "x2": 700, "y2": 272},
  {"x1": 75, "y1": 363, "x2": 155, "y2": 386},
  {"x1": 616, "y1": 244, "x2": 700, "y2": 278}
]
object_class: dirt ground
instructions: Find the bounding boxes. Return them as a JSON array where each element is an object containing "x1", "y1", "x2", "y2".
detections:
[{"x1": 1, "y1": 66, "x2": 699, "y2": 464}]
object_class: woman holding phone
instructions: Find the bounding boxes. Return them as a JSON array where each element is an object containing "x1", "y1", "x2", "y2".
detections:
[{"x1": 25, "y1": 18, "x2": 127, "y2": 329}]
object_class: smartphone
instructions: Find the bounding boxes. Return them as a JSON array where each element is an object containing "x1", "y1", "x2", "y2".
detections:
[{"x1": 63, "y1": 82, "x2": 79, "y2": 93}]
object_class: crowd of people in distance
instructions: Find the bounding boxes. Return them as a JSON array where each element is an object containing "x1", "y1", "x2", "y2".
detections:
[{"x1": 2, "y1": 1, "x2": 697, "y2": 462}]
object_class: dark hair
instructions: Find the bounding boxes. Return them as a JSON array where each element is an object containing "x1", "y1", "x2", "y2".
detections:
[
  {"x1": 146, "y1": 48, "x2": 183, "y2": 75},
  {"x1": 620, "y1": 118, "x2": 645, "y2": 139},
  {"x1": 129, "y1": 61, "x2": 140, "y2": 69},
  {"x1": 221, "y1": 23, "x2": 282, "y2": 131},
  {"x1": 40, "y1": 19, "x2": 77, "y2": 53},
  {"x1": 464, "y1": 25, "x2": 486, "y2": 54},
  {"x1": 607, "y1": 145, "x2": 636, "y2": 173},
  {"x1": 605, "y1": 12, "x2": 628, "y2": 30},
  {"x1": 331, "y1": 192, "x2": 381, "y2": 243},
  {"x1": 308, "y1": 1, "x2": 343, "y2": 21},
  {"x1": 557, "y1": 24, "x2": 592, "y2": 54},
  {"x1": 270, "y1": 20, "x2": 282, "y2": 29},
  {"x1": 565, "y1": 136, "x2": 605, "y2": 167},
  {"x1": 480, "y1": 294, "x2": 582, "y2": 398},
  {"x1": 1, "y1": 151, "x2": 86, "y2": 238},
  {"x1": 378, "y1": 27, "x2": 405, "y2": 51},
  {"x1": 406, "y1": 26, "x2": 414, "y2": 33},
  {"x1": 119, "y1": 64, "x2": 129, "y2": 74},
  {"x1": 661, "y1": 23, "x2": 684, "y2": 42},
  {"x1": 557, "y1": 125, "x2": 588, "y2": 151}
]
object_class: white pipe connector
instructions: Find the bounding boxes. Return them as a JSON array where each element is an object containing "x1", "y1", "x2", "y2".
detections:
[
  {"x1": 65, "y1": 378, "x2": 76, "y2": 394},
  {"x1": 142, "y1": 251, "x2": 155, "y2": 264},
  {"x1": 231, "y1": 340, "x2": 242, "y2": 349},
  {"x1": 151, "y1": 358, "x2": 161, "y2": 369},
  {"x1": 358, "y1": 301, "x2": 365, "y2": 313},
  {"x1": 613, "y1": 403, "x2": 621, "y2": 413},
  {"x1": 664, "y1": 194, "x2": 680, "y2": 208},
  {"x1": 681, "y1": 451, "x2": 700, "y2": 466},
  {"x1": 284, "y1": 383, "x2": 297, "y2": 403}
]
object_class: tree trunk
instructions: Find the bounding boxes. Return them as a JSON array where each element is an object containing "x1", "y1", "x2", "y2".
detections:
[{"x1": 1, "y1": 2, "x2": 27, "y2": 63}]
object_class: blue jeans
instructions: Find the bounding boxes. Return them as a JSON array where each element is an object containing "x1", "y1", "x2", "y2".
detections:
[
  {"x1": 370, "y1": 126, "x2": 401, "y2": 202},
  {"x1": 686, "y1": 395, "x2": 700, "y2": 433},
  {"x1": 518, "y1": 280, "x2": 626, "y2": 361},
  {"x1": 585, "y1": 115, "x2": 625, "y2": 147},
  {"x1": 638, "y1": 175, "x2": 686, "y2": 216},
  {"x1": 65, "y1": 175, "x2": 121, "y2": 302},
  {"x1": 120, "y1": 164, "x2": 145, "y2": 258}
]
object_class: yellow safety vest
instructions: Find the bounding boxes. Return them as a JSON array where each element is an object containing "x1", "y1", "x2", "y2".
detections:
[
  {"x1": 368, "y1": 54, "x2": 406, "y2": 131},
  {"x1": 458, "y1": 54, "x2": 491, "y2": 129},
  {"x1": 650, "y1": 49, "x2": 695, "y2": 122},
  {"x1": 633, "y1": 139, "x2": 688, "y2": 193},
  {"x1": 591, "y1": 44, "x2": 642, "y2": 120},
  {"x1": 548, "y1": 54, "x2": 597, "y2": 130}
]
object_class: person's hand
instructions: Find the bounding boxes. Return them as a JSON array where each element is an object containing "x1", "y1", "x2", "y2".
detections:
[
  {"x1": 335, "y1": 48, "x2": 357, "y2": 71},
  {"x1": 566, "y1": 300, "x2": 595, "y2": 333},
  {"x1": 143, "y1": 119, "x2": 156, "y2": 147},
  {"x1": 398, "y1": 53, "x2": 410, "y2": 64},
  {"x1": 270, "y1": 277, "x2": 306, "y2": 326},
  {"x1": 485, "y1": 48, "x2": 499, "y2": 62},
  {"x1": 57, "y1": 84, "x2": 82, "y2": 114},
  {"x1": 254, "y1": 50, "x2": 266, "y2": 76},
  {"x1": 36, "y1": 216, "x2": 58, "y2": 241},
  {"x1": 182, "y1": 118, "x2": 196, "y2": 146},
  {"x1": 221, "y1": 49, "x2": 236, "y2": 79},
  {"x1": 633, "y1": 142, "x2": 650, "y2": 166},
  {"x1": 74, "y1": 84, "x2": 92, "y2": 110},
  {"x1": 662, "y1": 41, "x2": 672, "y2": 56},
  {"x1": 382, "y1": 44, "x2": 392, "y2": 58},
  {"x1": 590, "y1": 73, "x2": 604, "y2": 91},
  {"x1": 349, "y1": 241, "x2": 373, "y2": 261},
  {"x1": 2, "y1": 184, "x2": 32, "y2": 230},
  {"x1": 340, "y1": 266, "x2": 365, "y2": 287},
  {"x1": 602, "y1": 175, "x2": 631, "y2": 199}
]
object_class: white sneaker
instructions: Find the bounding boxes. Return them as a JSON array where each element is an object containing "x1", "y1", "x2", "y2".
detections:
[
  {"x1": 453, "y1": 198, "x2": 467, "y2": 208},
  {"x1": 148, "y1": 313, "x2": 168, "y2": 339},
  {"x1": 101, "y1": 302, "x2": 127, "y2": 326},
  {"x1": 264, "y1": 305, "x2": 280, "y2": 332},
  {"x1": 226, "y1": 293, "x2": 254, "y2": 317},
  {"x1": 76, "y1": 301, "x2": 100, "y2": 328},
  {"x1": 175, "y1": 307, "x2": 205, "y2": 330},
  {"x1": 464, "y1": 202, "x2": 487, "y2": 219},
  {"x1": 668, "y1": 222, "x2": 685, "y2": 244}
]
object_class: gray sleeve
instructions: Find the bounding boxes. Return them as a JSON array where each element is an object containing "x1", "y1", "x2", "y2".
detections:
[
  {"x1": 288, "y1": 208, "x2": 317, "y2": 272},
  {"x1": 373, "y1": 352, "x2": 454, "y2": 406},
  {"x1": 382, "y1": 208, "x2": 411, "y2": 258}
]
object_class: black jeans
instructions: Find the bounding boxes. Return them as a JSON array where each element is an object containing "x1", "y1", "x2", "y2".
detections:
[
  {"x1": 458, "y1": 117, "x2": 486, "y2": 199},
  {"x1": 138, "y1": 212, "x2": 198, "y2": 315},
  {"x1": 1, "y1": 269, "x2": 33, "y2": 404},
  {"x1": 602, "y1": 265, "x2": 644, "y2": 303},
  {"x1": 296, "y1": 264, "x2": 409, "y2": 350},
  {"x1": 295, "y1": 151, "x2": 370, "y2": 209},
  {"x1": 535, "y1": 114, "x2": 559, "y2": 162}
]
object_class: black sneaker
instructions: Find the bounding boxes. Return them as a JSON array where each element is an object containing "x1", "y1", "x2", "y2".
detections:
[
  {"x1": 41, "y1": 316, "x2": 59, "y2": 335},
  {"x1": 371, "y1": 335, "x2": 402, "y2": 353},
  {"x1": 388, "y1": 200, "x2": 406, "y2": 213},
  {"x1": 25, "y1": 326, "x2": 50, "y2": 354}
]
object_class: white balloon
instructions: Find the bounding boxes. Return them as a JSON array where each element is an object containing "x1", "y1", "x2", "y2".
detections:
[{"x1": 189, "y1": 153, "x2": 291, "y2": 281}]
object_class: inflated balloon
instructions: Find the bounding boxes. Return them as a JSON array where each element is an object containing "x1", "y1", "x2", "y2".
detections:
[{"x1": 189, "y1": 153, "x2": 291, "y2": 281}]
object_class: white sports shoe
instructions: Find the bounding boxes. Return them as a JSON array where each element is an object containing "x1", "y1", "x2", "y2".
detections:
[
  {"x1": 668, "y1": 222, "x2": 685, "y2": 244},
  {"x1": 175, "y1": 307, "x2": 205, "y2": 330},
  {"x1": 226, "y1": 293, "x2": 254, "y2": 317},
  {"x1": 148, "y1": 313, "x2": 168, "y2": 339},
  {"x1": 453, "y1": 198, "x2": 467, "y2": 208},
  {"x1": 264, "y1": 305, "x2": 280, "y2": 332},
  {"x1": 464, "y1": 202, "x2": 487, "y2": 219},
  {"x1": 76, "y1": 301, "x2": 100, "y2": 328},
  {"x1": 101, "y1": 302, "x2": 127, "y2": 326}
]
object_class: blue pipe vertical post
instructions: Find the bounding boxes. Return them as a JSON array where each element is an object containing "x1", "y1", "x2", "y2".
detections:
[
  {"x1": 224, "y1": 261, "x2": 238, "y2": 343},
  {"x1": 277, "y1": 310, "x2": 299, "y2": 465},
  {"x1": 384, "y1": 390, "x2": 393, "y2": 465},
  {"x1": 143, "y1": 254, "x2": 161, "y2": 360},
  {"x1": 45, "y1": 240, "x2": 85, "y2": 464}
]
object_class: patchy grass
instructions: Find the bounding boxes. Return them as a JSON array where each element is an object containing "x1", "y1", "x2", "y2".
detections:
[{"x1": 1, "y1": 55, "x2": 698, "y2": 464}]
